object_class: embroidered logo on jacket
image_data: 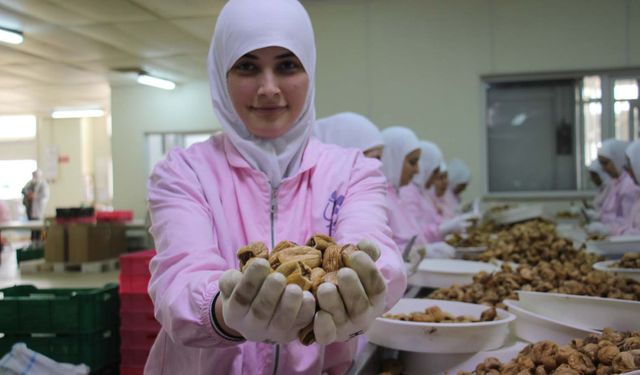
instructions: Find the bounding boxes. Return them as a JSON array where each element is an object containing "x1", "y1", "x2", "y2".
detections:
[{"x1": 323, "y1": 190, "x2": 345, "y2": 236}]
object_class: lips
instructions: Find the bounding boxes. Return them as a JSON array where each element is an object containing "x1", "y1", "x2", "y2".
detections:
[{"x1": 251, "y1": 106, "x2": 287, "y2": 118}]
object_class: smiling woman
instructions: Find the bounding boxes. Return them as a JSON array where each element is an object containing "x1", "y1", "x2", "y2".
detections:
[{"x1": 227, "y1": 46, "x2": 309, "y2": 139}]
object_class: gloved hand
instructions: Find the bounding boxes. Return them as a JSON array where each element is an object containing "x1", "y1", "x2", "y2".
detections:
[
  {"x1": 439, "y1": 215, "x2": 473, "y2": 235},
  {"x1": 218, "y1": 258, "x2": 316, "y2": 343},
  {"x1": 586, "y1": 221, "x2": 611, "y2": 236},
  {"x1": 426, "y1": 241, "x2": 456, "y2": 259},
  {"x1": 313, "y1": 251, "x2": 386, "y2": 345},
  {"x1": 584, "y1": 208, "x2": 600, "y2": 221}
]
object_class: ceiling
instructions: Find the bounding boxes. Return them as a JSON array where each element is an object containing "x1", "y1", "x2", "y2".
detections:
[{"x1": 0, "y1": 0, "x2": 227, "y2": 116}]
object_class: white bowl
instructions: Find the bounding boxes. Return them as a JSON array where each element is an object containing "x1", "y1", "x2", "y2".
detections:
[
  {"x1": 593, "y1": 260, "x2": 640, "y2": 282},
  {"x1": 588, "y1": 236, "x2": 640, "y2": 258},
  {"x1": 454, "y1": 246, "x2": 487, "y2": 259},
  {"x1": 503, "y1": 299, "x2": 598, "y2": 344},
  {"x1": 407, "y1": 259, "x2": 499, "y2": 288},
  {"x1": 491, "y1": 205, "x2": 544, "y2": 225},
  {"x1": 517, "y1": 291, "x2": 640, "y2": 332},
  {"x1": 367, "y1": 298, "x2": 514, "y2": 353},
  {"x1": 399, "y1": 339, "x2": 528, "y2": 375}
]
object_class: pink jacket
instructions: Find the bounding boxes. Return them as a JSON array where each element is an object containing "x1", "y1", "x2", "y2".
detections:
[
  {"x1": 612, "y1": 199, "x2": 640, "y2": 235},
  {"x1": 385, "y1": 184, "x2": 428, "y2": 251},
  {"x1": 593, "y1": 183, "x2": 612, "y2": 210},
  {"x1": 145, "y1": 135, "x2": 406, "y2": 375},
  {"x1": 600, "y1": 172, "x2": 640, "y2": 226},
  {"x1": 399, "y1": 183, "x2": 443, "y2": 243}
]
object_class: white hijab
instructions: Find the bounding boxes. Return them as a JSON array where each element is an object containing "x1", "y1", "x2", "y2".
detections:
[
  {"x1": 598, "y1": 139, "x2": 629, "y2": 174},
  {"x1": 588, "y1": 159, "x2": 610, "y2": 184},
  {"x1": 414, "y1": 141, "x2": 443, "y2": 187},
  {"x1": 626, "y1": 140, "x2": 640, "y2": 183},
  {"x1": 207, "y1": 0, "x2": 316, "y2": 187},
  {"x1": 314, "y1": 112, "x2": 383, "y2": 152},
  {"x1": 448, "y1": 158, "x2": 471, "y2": 187},
  {"x1": 381, "y1": 127, "x2": 420, "y2": 188}
]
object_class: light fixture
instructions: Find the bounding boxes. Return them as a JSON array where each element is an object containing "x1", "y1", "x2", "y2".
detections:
[
  {"x1": 52, "y1": 108, "x2": 105, "y2": 119},
  {"x1": 0, "y1": 27, "x2": 23, "y2": 45},
  {"x1": 137, "y1": 74, "x2": 176, "y2": 90}
]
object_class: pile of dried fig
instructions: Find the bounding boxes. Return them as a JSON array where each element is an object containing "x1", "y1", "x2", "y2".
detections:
[
  {"x1": 611, "y1": 253, "x2": 640, "y2": 269},
  {"x1": 384, "y1": 305, "x2": 497, "y2": 323}
]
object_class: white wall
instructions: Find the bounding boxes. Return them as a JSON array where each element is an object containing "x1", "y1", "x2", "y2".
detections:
[{"x1": 111, "y1": 0, "x2": 640, "y2": 218}]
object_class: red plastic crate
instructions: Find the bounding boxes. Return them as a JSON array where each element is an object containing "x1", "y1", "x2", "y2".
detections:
[
  {"x1": 120, "y1": 328, "x2": 158, "y2": 349},
  {"x1": 119, "y1": 250, "x2": 155, "y2": 294},
  {"x1": 97, "y1": 210, "x2": 133, "y2": 222},
  {"x1": 120, "y1": 367, "x2": 144, "y2": 375},
  {"x1": 120, "y1": 310, "x2": 161, "y2": 331},
  {"x1": 120, "y1": 293, "x2": 154, "y2": 312},
  {"x1": 120, "y1": 347, "x2": 151, "y2": 367}
]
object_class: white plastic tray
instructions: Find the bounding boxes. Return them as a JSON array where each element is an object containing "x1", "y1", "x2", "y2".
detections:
[
  {"x1": 593, "y1": 260, "x2": 640, "y2": 282},
  {"x1": 588, "y1": 236, "x2": 640, "y2": 257},
  {"x1": 407, "y1": 259, "x2": 499, "y2": 288},
  {"x1": 399, "y1": 339, "x2": 528, "y2": 375},
  {"x1": 503, "y1": 299, "x2": 598, "y2": 345},
  {"x1": 517, "y1": 291, "x2": 640, "y2": 332},
  {"x1": 491, "y1": 205, "x2": 544, "y2": 225},
  {"x1": 367, "y1": 298, "x2": 514, "y2": 353}
]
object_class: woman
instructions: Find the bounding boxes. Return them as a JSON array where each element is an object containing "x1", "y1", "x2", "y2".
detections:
[
  {"x1": 430, "y1": 162, "x2": 456, "y2": 220},
  {"x1": 588, "y1": 159, "x2": 611, "y2": 211},
  {"x1": 314, "y1": 112, "x2": 384, "y2": 160},
  {"x1": 145, "y1": 1, "x2": 406, "y2": 373},
  {"x1": 613, "y1": 140, "x2": 640, "y2": 235},
  {"x1": 446, "y1": 158, "x2": 471, "y2": 209}
]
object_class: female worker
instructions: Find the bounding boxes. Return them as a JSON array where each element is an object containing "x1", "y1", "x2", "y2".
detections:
[
  {"x1": 613, "y1": 140, "x2": 640, "y2": 235},
  {"x1": 145, "y1": 1, "x2": 406, "y2": 373},
  {"x1": 314, "y1": 112, "x2": 384, "y2": 160},
  {"x1": 446, "y1": 158, "x2": 471, "y2": 210}
]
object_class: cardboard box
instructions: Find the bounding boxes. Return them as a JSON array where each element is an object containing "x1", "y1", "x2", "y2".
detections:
[
  {"x1": 44, "y1": 223, "x2": 66, "y2": 262},
  {"x1": 68, "y1": 223, "x2": 127, "y2": 263}
]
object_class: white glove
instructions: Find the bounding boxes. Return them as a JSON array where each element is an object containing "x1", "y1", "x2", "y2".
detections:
[
  {"x1": 584, "y1": 208, "x2": 600, "y2": 221},
  {"x1": 313, "y1": 251, "x2": 386, "y2": 345},
  {"x1": 426, "y1": 241, "x2": 456, "y2": 259},
  {"x1": 586, "y1": 222, "x2": 611, "y2": 236},
  {"x1": 219, "y1": 258, "x2": 316, "y2": 343},
  {"x1": 439, "y1": 215, "x2": 473, "y2": 235}
]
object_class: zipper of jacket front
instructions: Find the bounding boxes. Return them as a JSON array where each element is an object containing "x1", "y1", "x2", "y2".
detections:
[{"x1": 270, "y1": 185, "x2": 280, "y2": 375}]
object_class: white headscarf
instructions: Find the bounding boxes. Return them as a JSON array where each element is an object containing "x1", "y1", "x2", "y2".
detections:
[
  {"x1": 207, "y1": 0, "x2": 316, "y2": 187},
  {"x1": 448, "y1": 158, "x2": 471, "y2": 187},
  {"x1": 626, "y1": 140, "x2": 640, "y2": 183},
  {"x1": 588, "y1": 159, "x2": 610, "y2": 184},
  {"x1": 314, "y1": 112, "x2": 383, "y2": 152},
  {"x1": 414, "y1": 141, "x2": 443, "y2": 187},
  {"x1": 598, "y1": 139, "x2": 629, "y2": 174},
  {"x1": 381, "y1": 127, "x2": 420, "y2": 188}
]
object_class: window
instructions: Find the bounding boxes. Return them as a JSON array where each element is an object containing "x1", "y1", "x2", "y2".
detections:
[
  {"x1": 485, "y1": 71, "x2": 640, "y2": 194},
  {"x1": 0, "y1": 115, "x2": 36, "y2": 141},
  {"x1": 0, "y1": 160, "x2": 37, "y2": 200}
]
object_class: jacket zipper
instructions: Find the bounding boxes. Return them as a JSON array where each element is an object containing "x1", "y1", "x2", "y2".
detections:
[{"x1": 270, "y1": 185, "x2": 280, "y2": 375}]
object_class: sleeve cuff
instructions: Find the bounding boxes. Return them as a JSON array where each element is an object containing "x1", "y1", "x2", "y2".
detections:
[{"x1": 210, "y1": 291, "x2": 246, "y2": 343}]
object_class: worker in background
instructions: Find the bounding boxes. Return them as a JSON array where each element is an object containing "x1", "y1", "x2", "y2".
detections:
[
  {"x1": 144, "y1": 1, "x2": 406, "y2": 373},
  {"x1": 314, "y1": 112, "x2": 384, "y2": 160},
  {"x1": 587, "y1": 159, "x2": 612, "y2": 211},
  {"x1": 21, "y1": 169, "x2": 48, "y2": 242},
  {"x1": 430, "y1": 161, "x2": 456, "y2": 220},
  {"x1": 612, "y1": 140, "x2": 640, "y2": 235},
  {"x1": 446, "y1": 158, "x2": 471, "y2": 211},
  {"x1": 587, "y1": 139, "x2": 640, "y2": 235}
]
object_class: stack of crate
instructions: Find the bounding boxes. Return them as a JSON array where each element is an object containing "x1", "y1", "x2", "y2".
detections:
[
  {"x1": 0, "y1": 283, "x2": 120, "y2": 372},
  {"x1": 119, "y1": 249, "x2": 158, "y2": 375}
]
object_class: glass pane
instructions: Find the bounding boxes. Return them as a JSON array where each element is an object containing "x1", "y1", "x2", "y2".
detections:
[
  {"x1": 614, "y1": 79, "x2": 638, "y2": 100},
  {"x1": 0, "y1": 115, "x2": 36, "y2": 141},
  {"x1": 487, "y1": 80, "x2": 577, "y2": 192},
  {"x1": 0, "y1": 160, "x2": 38, "y2": 200},
  {"x1": 584, "y1": 102, "x2": 602, "y2": 166},
  {"x1": 582, "y1": 76, "x2": 601, "y2": 100},
  {"x1": 614, "y1": 101, "x2": 631, "y2": 141}
]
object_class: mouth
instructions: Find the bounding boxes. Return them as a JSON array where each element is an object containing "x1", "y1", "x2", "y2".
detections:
[{"x1": 251, "y1": 106, "x2": 287, "y2": 116}]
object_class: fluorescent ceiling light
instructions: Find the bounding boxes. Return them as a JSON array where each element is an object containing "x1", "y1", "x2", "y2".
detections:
[
  {"x1": 52, "y1": 109, "x2": 105, "y2": 119},
  {"x1": 0, "y1": 27, "x2": 23, "y2": 45},
  {"x1": 137, "y1": 74, "x2": 175, "y2": 90}
]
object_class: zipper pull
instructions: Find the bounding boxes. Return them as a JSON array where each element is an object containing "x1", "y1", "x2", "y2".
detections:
[{"x1": 270, "y1": 188, "x2": 278, "y2": 214}]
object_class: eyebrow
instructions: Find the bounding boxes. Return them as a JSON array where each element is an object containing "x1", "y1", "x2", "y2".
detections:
[{"x1": 240, "y1": 52, "x2": 296, "y2": 60}]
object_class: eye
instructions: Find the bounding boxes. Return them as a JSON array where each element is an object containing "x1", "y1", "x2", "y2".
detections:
[
  {"x1": 231, "y1": 60, "x2": 258, "y2": 74},
  {"x1": 277, "y1": 59, "x2": 304, "y2": 74}
]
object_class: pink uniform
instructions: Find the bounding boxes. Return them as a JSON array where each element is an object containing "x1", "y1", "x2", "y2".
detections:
[
  {"x1": 145, "y1": 136, "x2": 406, "y2": 375},
  {"x1": 600, "y1": 172, "x2": 640, "y2": 227},
  {"x1": 399, "y1": 183, "x2": 442, "y2": 243},
  {"x1": 611, "y1": 141, "x2": 640, "y2": 235}
]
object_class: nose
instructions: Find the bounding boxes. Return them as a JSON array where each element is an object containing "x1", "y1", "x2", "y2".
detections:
[{"x1": 257, "y1": 70, "x2": 281, "y2": 98}]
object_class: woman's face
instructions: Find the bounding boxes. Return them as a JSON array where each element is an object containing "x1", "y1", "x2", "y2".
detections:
[
  {"x1": 363, "y1": 146, "x2": 384, "y2": 160},
  {"x1": 434, "y1": 171, "x2": 449, "y2": 197},
  {"x1": 589, "y1": 171, "x2": 602, "y2": 187},
  {"x1": 453, "y1": 182, "x2": 467, "y2": 195},
  {"x1": 598, "y1": 155, "x2": 619, "y2": 178},
  {"x1": 425, "y1": 167, "x2": 440, "y2": 189},
  {"x1": 400, "y1": 148, "x2": 421, "y2": 187},
  {"x1": 227, "y1": 46, "x2": 309, "y2": 139}
]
